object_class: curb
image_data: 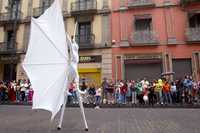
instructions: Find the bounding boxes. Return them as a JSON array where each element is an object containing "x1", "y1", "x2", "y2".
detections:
[{"x1": 1, "y1": 102, "x2": 200, "y2": 109}]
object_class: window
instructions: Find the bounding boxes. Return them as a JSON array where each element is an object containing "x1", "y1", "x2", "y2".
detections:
[
  {"x1": 40, "y1": 0, "x2": 53, "y2": 11},
  {"x1": 8, "y1": 0, "x2": 20, "y2": 11},
  {"x1": 187, "y1": 13, "x2": 200, "y2": 42},
  {"x1": 8, "y1": 0, "x2": 20, "y2": 19},
  {"x1": 41, "y1": 0, "x2": 53, "y2": 7},
  {"x1": 135, "y1": 18, "x2": 152, "y2": 31},
  {"x1": 3, "y1": 64, "x2": 16, "y2": 81},
  {"x1": 78, "y1": 22, "x2": 91, "y2": 44},
  {"x1": 6, "y1": 30, "x2": 14, "y2": 49},
  {"x1": 189, "y1": 13, "x2": 200, "y2": 28},
  {"x1": 79, "y1": 0, "x2": 86, "y2": 10},
  {"x1": 32, "y1": 0, "x2": 54, "y2": 17},
  {"x1": 132, "y1": 15, "x2": 157, "y2": 44}
]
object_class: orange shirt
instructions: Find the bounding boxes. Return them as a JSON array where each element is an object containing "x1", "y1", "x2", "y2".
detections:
[{"x1": 163, "y1": 83, "x2": 170, "y2": 93}]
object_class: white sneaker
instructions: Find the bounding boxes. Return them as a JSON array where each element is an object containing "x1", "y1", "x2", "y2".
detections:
[{"x1": 95, "y1": 106, "x2": 100, "y2": 109}]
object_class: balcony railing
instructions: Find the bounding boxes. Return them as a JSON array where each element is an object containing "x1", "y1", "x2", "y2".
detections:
[
  {"x1": 186, "y1": 27, "x2": 200, "y2": 42},
  {"x1": 180, "y1": 0, "x2": 199, "y2": 6},
  {"x1": 0, "y1": 41, "x2": 25, "y2": 54},
  {"x1": 128, "y1": 0, "x2": 155, "y2": 8},
  {"x1": 75, "y1": 34, "x2": 95, "y2": 49},
  {"x1": 33, "y1": 6, "x2": 49, "y2": 17},
  {"x1": 71, "y1": 0, "x2": 97, "y2": 15},
  {"x1": 130, "y1": 30, "x2": 158, "y2": 45},
  {"x1": 31, "y1": 6, "x2": 69, "y2": 18},
  {"x1": 0, "y1": 11, "x2": 22, "y2": 24}
]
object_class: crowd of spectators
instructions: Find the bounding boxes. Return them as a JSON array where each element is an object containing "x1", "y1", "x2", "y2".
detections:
[
  {"x1": 0, "y1": 79, "x2": 33, "y2": 103},
  {"x1": 68, "y1": 76, "x2": 200, "y2": 108},
  {"x1": 1, "y1": 76, "x2": 200, "y2": 109}
]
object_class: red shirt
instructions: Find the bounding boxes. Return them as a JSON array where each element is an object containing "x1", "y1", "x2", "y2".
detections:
[{"x1": 121, "y1": 85, "x2": 127, "y2": 94}]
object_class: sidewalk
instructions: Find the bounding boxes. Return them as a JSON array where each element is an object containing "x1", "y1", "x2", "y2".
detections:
[{"x1": 1, "y1": 101, "x2": 200, "y2": 108}]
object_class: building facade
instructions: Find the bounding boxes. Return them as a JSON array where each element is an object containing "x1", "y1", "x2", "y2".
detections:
[
  {"x1": 65, "y1": 0, "x2": 112, "y2": 86},
  {"x1": 0, "y1": 0, "x2": 25, "y2": 81},
  {"x1": 111, "y1": 0, "x2": 200, "y2": 81},
  {"x1": 0, "y1": 0, "x2": 199, "y2": 84},
  {"x1": 0, "y1": 0, "x2": 112, "y2": 86}
]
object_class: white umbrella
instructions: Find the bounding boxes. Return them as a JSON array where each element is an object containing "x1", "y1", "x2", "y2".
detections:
[
  {"x1": 23, "y1": 0, "x2": 69, "y2": 120},
  {"x1": 23, "y1": 0, "x2": 88, "y2": 130}
]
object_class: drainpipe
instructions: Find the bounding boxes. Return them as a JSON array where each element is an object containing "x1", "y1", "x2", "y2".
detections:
[{"x1": 163, "y1": 3, "x2": 168, "y2": 45}]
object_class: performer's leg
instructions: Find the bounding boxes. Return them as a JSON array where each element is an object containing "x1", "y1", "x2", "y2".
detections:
[
  {"x1": 76, "y1": 90, "x2": 89, "y2": 131},
  {"x1": 57, "y1": 91, "x2": 68, "y2": 130}
]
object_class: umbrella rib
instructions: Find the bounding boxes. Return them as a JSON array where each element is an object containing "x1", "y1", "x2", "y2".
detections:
[{"x1": 32, "y1": 18, "x2": 68, "y2": 61}]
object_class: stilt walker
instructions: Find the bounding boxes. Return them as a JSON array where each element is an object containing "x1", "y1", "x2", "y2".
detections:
[{"x1": 57, "y1": 22, "x2": 88, "y2": 131}]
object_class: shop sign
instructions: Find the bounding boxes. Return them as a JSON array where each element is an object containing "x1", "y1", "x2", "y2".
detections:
[
  {"x1": 124, "y1": 59, "x2": 162, "y2": 64},
  {"x1": 79, "y1": 56, "x2": 102, "y2": 63},
  {"x1": 125, "y1": 54, "x2": 162, "y2": 60},
  {"x1": 0, "y1": 55, "x2": 19, "y2": 63}
]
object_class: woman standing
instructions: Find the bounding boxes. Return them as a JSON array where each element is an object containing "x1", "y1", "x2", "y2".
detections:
[
  {"x1": 171, "y1": 82, "x2": 177, "y2": 104},
  {"x1": 95, "y1": 87, "x2": 102, "y2": 109},
  {"x1": 120, "y1": 81, "x2": 127, "y2": 104},
  {"x1": 8, "y1": 81, "x2": 16, "y2": 102}
]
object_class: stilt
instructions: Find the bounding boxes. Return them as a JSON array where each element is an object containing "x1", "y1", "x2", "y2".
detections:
[
  {"x1": 76, "y1": 89, "x2": 89, "y2": 131},
  {"x1": 57, "y1": 90, "x2": 68, "y2": 130}
]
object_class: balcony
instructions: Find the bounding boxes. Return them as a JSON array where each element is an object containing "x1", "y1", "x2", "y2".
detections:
[
  {"x1": 186, "y1": 27, "x2": 200, "y2": 42},
  {"x1": 129, "y1": 30, "x2": 158, "y2": 45},
  {"x1": 75, "y1": 34, "x2": 95, "y2": 49},
  {"x1": 128, "y1": 0, "x2": 155, "y2": 8},
  {"x1": 33, "y1": 6, "x2": 49, "y2": 17},
  {"x1": 71, "y1": 0, "x2": 97, "y2": 15},
  {"x1": 0, "y1": 11, "x2": 22, "y2": 25},
  {"x1": 0, "y1": 42, "x2": 24, "y2": 54},
  {"x1": 180, "y1": 0, "x2": 199, "y2": 6}
]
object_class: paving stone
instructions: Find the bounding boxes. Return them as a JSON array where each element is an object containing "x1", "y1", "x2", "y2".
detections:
[{"x1": 0, "y1": 105, "x2": 200, "y2": 133}]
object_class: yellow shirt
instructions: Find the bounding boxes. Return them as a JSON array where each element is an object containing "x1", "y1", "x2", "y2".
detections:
[{"x1": 154, "y1": 79, "x2": 163, "y2": 92}]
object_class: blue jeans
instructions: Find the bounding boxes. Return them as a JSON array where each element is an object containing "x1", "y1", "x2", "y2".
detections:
[
  {"x1": 96, "y1": 96, "x2": 101, "y2": 106},
  {"x1": 0, "y1": 91, "x2": 2, "y2": 101},
  {"x1": 163, "y1": 92, "x2": 172, "y2": 104},
  {"x1": 155, "y1": 91, "x2": 163, "y2": 104},
  {"x1": 114, "y1": 92, "x2": 120, "y2": 104},
  {"x1": 132, "y1": 91, "x2": 137, "y2": 104},
  {"x1": 16, "y1": 91, "x2": 20, "y2": 101},
  {"x1": 72, "y1": 91, "x2": 78, "y2": 103},
  {"x1": 120, "y1": 94, "x2": 126, "y2": 104}
]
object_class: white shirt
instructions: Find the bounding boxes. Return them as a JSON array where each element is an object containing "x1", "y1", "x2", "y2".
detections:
[{"x1": 96, "y1": 88, "x2": 102, "y2": 96}]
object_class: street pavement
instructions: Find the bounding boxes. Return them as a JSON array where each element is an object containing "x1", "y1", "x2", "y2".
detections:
[{"x1": 0, "y1": 105, "x2": 200, "y2": 133}]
